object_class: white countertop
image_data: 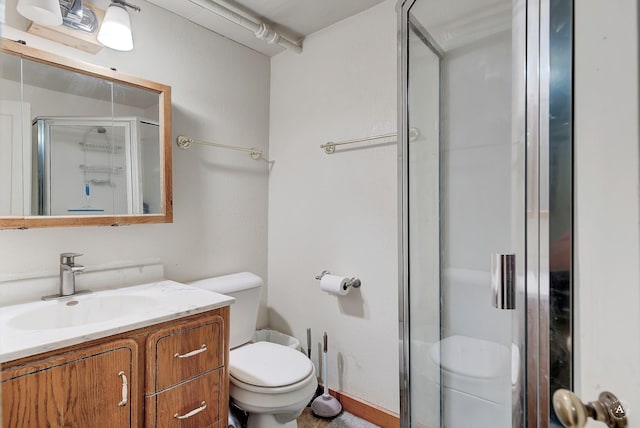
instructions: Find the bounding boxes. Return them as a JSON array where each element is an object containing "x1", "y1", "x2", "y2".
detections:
[{"x1": 0, "y1": 280, "x2": 234, "y2": 363}]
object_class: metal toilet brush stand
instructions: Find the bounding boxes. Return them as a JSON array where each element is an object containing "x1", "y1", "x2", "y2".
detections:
[{"x1": 312, "y1": 332, "x2": 342, "y2": 418}]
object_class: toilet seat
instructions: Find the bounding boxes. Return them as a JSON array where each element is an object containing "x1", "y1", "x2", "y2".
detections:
[
  {"x1": 231, "y1": 370, "x2": 317, "y2": 395},
  {"x1": 230, "y1": 341, "x2": 314, "y2": 389}
]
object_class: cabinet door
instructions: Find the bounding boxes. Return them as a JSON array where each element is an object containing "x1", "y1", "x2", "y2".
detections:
[
  {"x1": 145, "y1": 369, "x2": 221, "y2": 428},
  {"x1": 146, "y1": 315, "x2": 223, "y2": 393},
  {"x1": 2, "y1": 339, "x2": 138, "y2": 428}
]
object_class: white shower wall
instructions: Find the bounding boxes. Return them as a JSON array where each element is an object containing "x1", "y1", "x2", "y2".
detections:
[
  {"x1": 434, "y1": 26, "x2": 515, "y2": 428},
  {"x1": 267, "y1": 0, "x2": 399, "y2": 413},
  {"x1": 440, "y1": 30, "x2": 513, "y2": 344}
]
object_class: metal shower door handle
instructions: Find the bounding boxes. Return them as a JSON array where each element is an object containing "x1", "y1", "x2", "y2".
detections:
[{"x1": 491, "y1": 254, "x2": 515, "y2": 310}]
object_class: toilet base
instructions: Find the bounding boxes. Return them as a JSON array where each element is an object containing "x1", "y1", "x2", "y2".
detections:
[{"x1": 247, "y1": 412, "x2": 299, "y2": 428}]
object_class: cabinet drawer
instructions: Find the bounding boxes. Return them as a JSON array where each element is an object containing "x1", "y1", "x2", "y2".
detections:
[
  {"x1": 147, "y1": 315, "x2": 223, "y2": 392},
  {"x1": 146, "y1": 370, "x2": 221, "y2": 428}
]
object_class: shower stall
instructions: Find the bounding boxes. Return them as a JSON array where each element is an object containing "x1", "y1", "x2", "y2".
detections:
[{"x1": 398, "y1": 0, "x2": 573, "y2": 426}]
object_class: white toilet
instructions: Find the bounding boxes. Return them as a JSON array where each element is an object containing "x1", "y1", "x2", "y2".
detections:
[{"x1": 189, "y1": 272, "x2": 317, "y2": 428}]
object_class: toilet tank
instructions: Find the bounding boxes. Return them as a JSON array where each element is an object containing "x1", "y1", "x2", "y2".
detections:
[{"x1": 188, "y1": 272, "x2": 263, "y2": 349}]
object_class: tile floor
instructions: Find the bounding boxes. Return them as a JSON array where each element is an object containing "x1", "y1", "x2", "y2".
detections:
[
  {"x1": 231, "y1": 405, "x2": 377, "y2": 428},
  {"x1": 298, "y1": 408, "x2": 332, "y2": 428},
  {"x1": 298, "y1": 407, "x2": 380, "y2": 428}
]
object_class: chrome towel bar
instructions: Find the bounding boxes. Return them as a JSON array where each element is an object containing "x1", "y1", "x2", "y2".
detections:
[
  {"x1": 177, "y1": 135, "x2": 263, "y2": 160},
  {"x1": 320, "y1": 127, "x2": 419, "y2": 154}
]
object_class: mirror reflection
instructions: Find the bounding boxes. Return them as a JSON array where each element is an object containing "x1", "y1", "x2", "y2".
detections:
[
  {"x1": 0, "y1": 50, "x2": 27, "y2": 217},
  {"x1": 0, "y1": 40, "x2": 171, "y2": 226}
]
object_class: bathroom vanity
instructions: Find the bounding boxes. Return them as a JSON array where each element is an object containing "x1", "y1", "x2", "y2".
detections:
[{"x1": 0, "y1": 281, "x2": 232, "y2": 428}]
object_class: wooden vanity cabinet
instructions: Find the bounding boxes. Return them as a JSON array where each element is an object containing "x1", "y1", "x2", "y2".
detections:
[
  {"x1": 0, "y1": 307, "x2": 230, "y2": 428},
  {"x1": 145, "y1": 314, "x2": 228, "y2": 428},
  {"x1": 1, "y1": 339, "x2": 139, "y2": 427}
]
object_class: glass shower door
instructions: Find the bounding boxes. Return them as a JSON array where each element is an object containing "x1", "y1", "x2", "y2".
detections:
[
  {"x1": 404, "y1": 14, "x2": 442, "y2": 428},
  {"x1": 400, "y1": 0, "x2": 526, "y2": 426}
]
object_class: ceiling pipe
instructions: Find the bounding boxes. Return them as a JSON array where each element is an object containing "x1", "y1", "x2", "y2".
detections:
[{"x1": 189, "y1": 0, "x2": 303, "y2": 53}]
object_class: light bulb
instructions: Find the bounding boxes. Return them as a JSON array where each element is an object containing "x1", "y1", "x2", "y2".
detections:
[
  {"x1": 97, "y1": 3, "x2": 133, "y2": 51},
  {"x1": 17, "y1": 0, "x2": 63, "y2": 26}
]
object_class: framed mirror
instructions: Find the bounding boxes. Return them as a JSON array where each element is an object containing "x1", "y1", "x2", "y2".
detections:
[{"x1": 0, "y1": 38, "x2": 172, "y2": 228}]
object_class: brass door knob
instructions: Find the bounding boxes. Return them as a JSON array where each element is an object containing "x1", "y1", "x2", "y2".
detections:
[{"x1": 552, "y1": 389, "x2": 627, "y2": 428}]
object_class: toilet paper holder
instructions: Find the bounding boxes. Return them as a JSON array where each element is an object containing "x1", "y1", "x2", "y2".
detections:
[{"x1": 315, "y1": 270, "x2": 362, "y2": 289}]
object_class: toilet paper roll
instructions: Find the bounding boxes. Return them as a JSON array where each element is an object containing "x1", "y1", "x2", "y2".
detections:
[{"x1": 320, "y1": 274, "x2": 350, "y2": 296}]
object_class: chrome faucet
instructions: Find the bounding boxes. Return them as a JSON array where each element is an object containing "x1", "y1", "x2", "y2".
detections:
[
  {"x1": 60, "y1": 252, "x2": 85, "y2": 296},
  {"x1": 42, "y1": 252, "x2": 90, "y2": 300}
]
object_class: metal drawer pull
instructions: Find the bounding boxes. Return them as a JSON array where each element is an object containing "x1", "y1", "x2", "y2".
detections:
[
  {"x1": 117, "y1": 371, "x2": 128, "y2": 407},
  {"x1": 174, "y1": 401, "x2": 207, "y2": 420},
  {"x1": 174, "y1": 344, "x2": 207, "y2": 359}
]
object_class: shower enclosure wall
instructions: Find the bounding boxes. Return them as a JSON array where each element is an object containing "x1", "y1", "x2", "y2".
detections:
[
  {"x1": 32, "y1": 116, "x2": 161, "y2": 216},
  {"x1": 399, "y1": 0, "x2": 573, "y2": 426}
]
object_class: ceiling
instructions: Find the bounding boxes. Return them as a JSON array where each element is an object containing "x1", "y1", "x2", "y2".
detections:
[{"x1": 146, "y1": 0, "x2": 386, "y2": 56}]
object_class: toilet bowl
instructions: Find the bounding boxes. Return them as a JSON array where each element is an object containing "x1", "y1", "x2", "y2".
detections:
[
  {"x1": 230, "y1": 342, "x2": 317, "y2": 427},
  {"x1": 189, "y1": 273, "x2": 317, "y2": 428},
  {"x1": 424, "y1": 335, "x2": 517, "y2": 403}
]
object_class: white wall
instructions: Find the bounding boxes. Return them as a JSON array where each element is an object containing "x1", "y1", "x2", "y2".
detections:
[
  {"x1": 0, "y1": 0, "x2": 271, "y2": 326},
  {"x1": 268, "y1": 0, "x2": 399, "y2": 413},
  {"x1": 574, "y1": 0, "x2": 640, "y2": 423}
]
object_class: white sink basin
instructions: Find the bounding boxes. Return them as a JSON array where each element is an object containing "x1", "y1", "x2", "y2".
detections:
[
  {"x1": 7, "y1": 295, "x2": 156, "y2": 330},
  {"x1": 0, "y1": 280, "x2": 234, "y2": 363}
]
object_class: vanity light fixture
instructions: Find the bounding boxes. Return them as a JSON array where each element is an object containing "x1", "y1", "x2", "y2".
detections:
[
  {"x1": 16, "y1": 0, "x2": 63, "y2": 26},
  {"x1": 97, "y1": 0, "x2": 141, "y2": 52},
  {"x1": 18, "y1": 0, "x2": 100, "y2": 35}
]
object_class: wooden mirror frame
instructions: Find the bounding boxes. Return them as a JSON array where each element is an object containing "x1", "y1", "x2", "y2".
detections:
[{"x1": 0, "y1": 39, "x2": 172, "y2": 228}]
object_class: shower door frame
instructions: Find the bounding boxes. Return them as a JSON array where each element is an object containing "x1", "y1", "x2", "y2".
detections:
[{"x1": 397, "y1": 0, "x2": 551, "y2": 426}]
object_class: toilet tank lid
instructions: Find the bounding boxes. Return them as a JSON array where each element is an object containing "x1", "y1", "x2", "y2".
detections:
[{"x1": 188, "y1": 272, "x2": 263, "y2": 294}]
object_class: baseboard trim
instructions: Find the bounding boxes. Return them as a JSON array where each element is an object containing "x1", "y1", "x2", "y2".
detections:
[{"x1": 328, "y1": 388, "x2": 400, "y2": 428}]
